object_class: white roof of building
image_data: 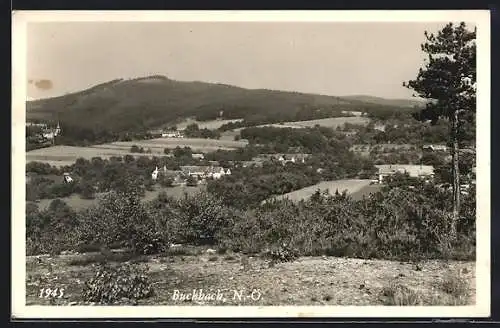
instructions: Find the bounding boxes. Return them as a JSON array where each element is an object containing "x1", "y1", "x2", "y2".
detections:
[{"x1": 375, "y1": 164, "x2": 434, "y2": 177}]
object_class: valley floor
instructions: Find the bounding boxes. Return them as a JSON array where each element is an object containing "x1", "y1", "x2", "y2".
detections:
[{"x1": 26, "y1": 248, "x2": 475, "y2": 306}]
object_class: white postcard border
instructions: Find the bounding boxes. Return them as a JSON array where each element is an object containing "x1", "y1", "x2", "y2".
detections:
[{"x1": 12, "y1": 10, "x2": 491, "y2": 319}]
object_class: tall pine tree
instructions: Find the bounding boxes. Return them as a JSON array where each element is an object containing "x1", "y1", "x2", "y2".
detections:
[{"x1": 404, "y1": 22, "x2": 476, "y2": 239}]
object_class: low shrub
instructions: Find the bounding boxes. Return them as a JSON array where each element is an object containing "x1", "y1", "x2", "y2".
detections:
[
  {"x1": 380, "y1": 281, "x2": 425, "y2": 305},
  {"x1": 82, "y1": 263, "x2": 154, "y2": 304},
  {"x1": 265, "y1": 243, "x2": 299, "y2": 263},
  {"x1": 439, "y1": 270, "x2": 470, "y2": 300}
]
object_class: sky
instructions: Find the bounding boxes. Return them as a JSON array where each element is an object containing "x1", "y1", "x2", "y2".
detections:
[{"x1": 26, "y1": 21, "x2": 451, "y2": 100}]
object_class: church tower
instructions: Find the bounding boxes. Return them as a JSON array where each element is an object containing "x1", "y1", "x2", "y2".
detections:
[{"x1": 55, "y1": 121, "x2": 61, "y2": 136}]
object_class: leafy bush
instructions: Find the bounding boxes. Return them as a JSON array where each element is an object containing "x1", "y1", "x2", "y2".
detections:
[
  {"x1": 82, "y1": 263, "x2": 154, "y2": 304},
  {"x1": 216, "y1": 180, "x2": 475, "y2": 261},
  {"x1": 74, "y1": 191, "x2": 172, "y2": 255},
  {"x1": 265, "y1": 242, "x2": 299, "y2": 263},
  {"x1": 26, "y1": 199, "x2": 79, "y2": 255},
  {"x1": 175, "y1": 192, "x2": 235, "y2": 245}
]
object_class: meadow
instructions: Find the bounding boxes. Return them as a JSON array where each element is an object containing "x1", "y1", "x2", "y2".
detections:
[
  {"x1": 257, "y1": 116, "x2": 371, "y2": 129},
  {"x1": 26, "y1": 138, "x2": 248, "y2": 167},
  {"x1": 220, "y1": 116, "x2": 371, "y2": 141},
  {"x1": 265, "y1": 179, "x2": 379, "y2": 203}
]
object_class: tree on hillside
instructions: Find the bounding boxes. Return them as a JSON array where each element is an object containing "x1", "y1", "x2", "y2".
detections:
[{"x1": 403, "y1": 22, "x2": 476, "y2": 239}]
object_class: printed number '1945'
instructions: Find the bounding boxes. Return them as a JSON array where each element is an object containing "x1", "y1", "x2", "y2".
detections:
[{"x1": 39, "y1": 288, "x2": 65, "y2": 299}]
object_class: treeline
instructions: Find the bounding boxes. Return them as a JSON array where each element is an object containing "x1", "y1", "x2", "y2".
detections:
[
  {"x1": 26, "y1": 173, "x2": 476, "y2": 263},
  {"x1": 239, "y1": 125, "x2": 348, "y2": 154},
  {"x1": 204, "y1": 147, "x2": 260, "y2": 163},
  {"x1": 183, "y1": 123, "x2": 221, "y2": 139}
]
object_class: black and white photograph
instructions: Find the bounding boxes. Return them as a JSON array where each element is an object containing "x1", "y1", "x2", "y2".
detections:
[{"x1": 12, "y1": 10, "x2": 490, "y2": 318}]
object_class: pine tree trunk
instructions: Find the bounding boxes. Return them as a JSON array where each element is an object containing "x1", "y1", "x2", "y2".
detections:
[{"x1": 451, "y1": 110, "x2": 461, "y2": 239}]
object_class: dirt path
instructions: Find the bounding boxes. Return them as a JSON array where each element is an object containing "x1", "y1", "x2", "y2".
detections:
[{"x1": 26, "y1": 252, "x2": 475, "y2": 306}]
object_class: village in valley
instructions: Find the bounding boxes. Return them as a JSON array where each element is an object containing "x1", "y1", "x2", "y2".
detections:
[
  {"x1": 28, "y1": 115, "x2": 476, "y2": 195},
  {"x1": 22, "y1": 19, "x2": 479, "y2": 308}
]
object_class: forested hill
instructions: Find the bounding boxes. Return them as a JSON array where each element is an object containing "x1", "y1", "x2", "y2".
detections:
[
  {"x1": 340, "y1": 95, "x2": 427, "y2": 108},
  {"x1": 27, "y1": 75, "x2": 419, "y2": 134}
]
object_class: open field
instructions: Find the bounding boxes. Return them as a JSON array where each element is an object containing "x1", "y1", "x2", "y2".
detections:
[
  {"x1": 175, "y1": 118, "x2": 243, "y2": 130},
  {"x1": 26, "y1": 138, "x2": 248, "y2": 167},
  {"x1": 258, "y1": 116, "x2": 371, "y2": 129},
  {"x1": 265, "y1": 179, "x2": 379, "y2": 203},
  {"x1": 26, "y1": 249, "x2": 475, "y2": 306},
  {"x1": 31, "y1": 185, "x2": 205, "y2": 211},
  {"x1": 26, "y1": 146, "x2": 162, "y2": 167},
  {"x1": 220, "y1": 116, "x2": 371, "y2": 140},
  {"x1": 106, "y1": 137, "x2": 247, "y2": 152}
]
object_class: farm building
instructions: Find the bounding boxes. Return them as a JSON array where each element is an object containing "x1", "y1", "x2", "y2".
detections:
[
  {"x1": 341, "y1": 110, "x2": 365, "y2": 117},
  {"x1": 371, "y1": 144, "x2": 417, "y2": 152},
  {"x1": 179, "y1": 165, "x2": 231, "y2": 180},
  {"x1": 40, "y1": 122, "x2": 61, "y2": 140},
  {"x1": 375, "y1": 164, "x2": 434, "y2": 184},
  {"x1": 350, "y1": 143, "x2": 417, "y2": 154},
  {"x1": 26, "y1": 122, "x2": 48, "y2": 128},
  {"x1": 422, "y1": 144, "x2": 449, "y2": 152},
  {"x1": 192, "y1": 153, "x2": 205, "y2": 160},
  {"x1": 161, "y1": 131, "x2": 184, "y2": 138},
  {"x1": 256, "y1": 153, "x2": 311, "y2": 165}
]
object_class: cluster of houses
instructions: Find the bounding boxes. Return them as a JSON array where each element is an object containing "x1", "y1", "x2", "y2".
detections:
[
  {"x1": 26, "y1": 121, "x2": 61, "y2": 142},
  {"x1": 349, "y1": 143, "x2": 418, "y2": 155},
  {"x1": 422, "y1": 144, "x2": 449, "y2": 152},
  {"x1": 374, "y1": 164, "x2": 435, "y2": 184},
  {"x1": 151, "y1": 164, "x2": 232, "y2": 184},
  {"x1": 254, "y1": 153, "x2": 311, "y2": 165},
  {"x1": 341, "y1": 110, "x2": 366, "y2": 117},
  {"x1": 161, "y1": 131, "x2": 184, "y2": 138}
]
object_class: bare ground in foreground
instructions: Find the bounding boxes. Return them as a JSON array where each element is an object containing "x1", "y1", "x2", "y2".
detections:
[{"x1": 26, "y1": 248, "x2": 475, "y2": 306}]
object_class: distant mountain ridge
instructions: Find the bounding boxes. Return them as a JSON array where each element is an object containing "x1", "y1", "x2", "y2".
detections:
[
  {"x1": 340, "y1": 95, "x2": 426, "y2": 108},
  {"x1": 26, "y1": 75, "x2": 420, "y2": 135}
]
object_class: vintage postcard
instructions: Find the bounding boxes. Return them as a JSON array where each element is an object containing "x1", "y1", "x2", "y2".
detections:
[{"x1": 12, "y1": 10, "x2": 490, "y2": 319}]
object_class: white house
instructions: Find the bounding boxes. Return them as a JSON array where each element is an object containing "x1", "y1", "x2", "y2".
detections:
[
  {"x1": 273, "y1": 153, "x2": 310, "y2": 165},
  {"x1": 375, "y1": 164, "x2": 434, "y2": 184},
  {"x1": 63, "y1": 172, "x2": 73, "y2": 184},
  {"x1": 341, "y1": 110, "x2": 365, "y2": 117},
  {"x1": 422, "y1": 144, "x2": 449, "y2": 152},
  {"x1": 180, "y1": 165, "x2": 231, "y2": 180},
  {"x1": 162, "y1": 131, "x2": 184, "y2": 138},
  {"x1": 151, "y1": 166, "x2": 159, "y2": 181},
  {"x1": 192, "y1": 153, "x2": 205, "y2": 160},
  {"x1": 41, "y1": 122, "x2": 61, "y2": 140}
]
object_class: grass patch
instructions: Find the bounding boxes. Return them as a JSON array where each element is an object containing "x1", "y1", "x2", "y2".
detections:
[
  {"x1": 380, "y1": 271, "x2": 472, "y2": 306},
  {"x1": 437, "y1": 270, "x2": 471, "y2": 304},
  {"x1": 380, "y1": 281, "x2": 425, "y2": 305}
]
